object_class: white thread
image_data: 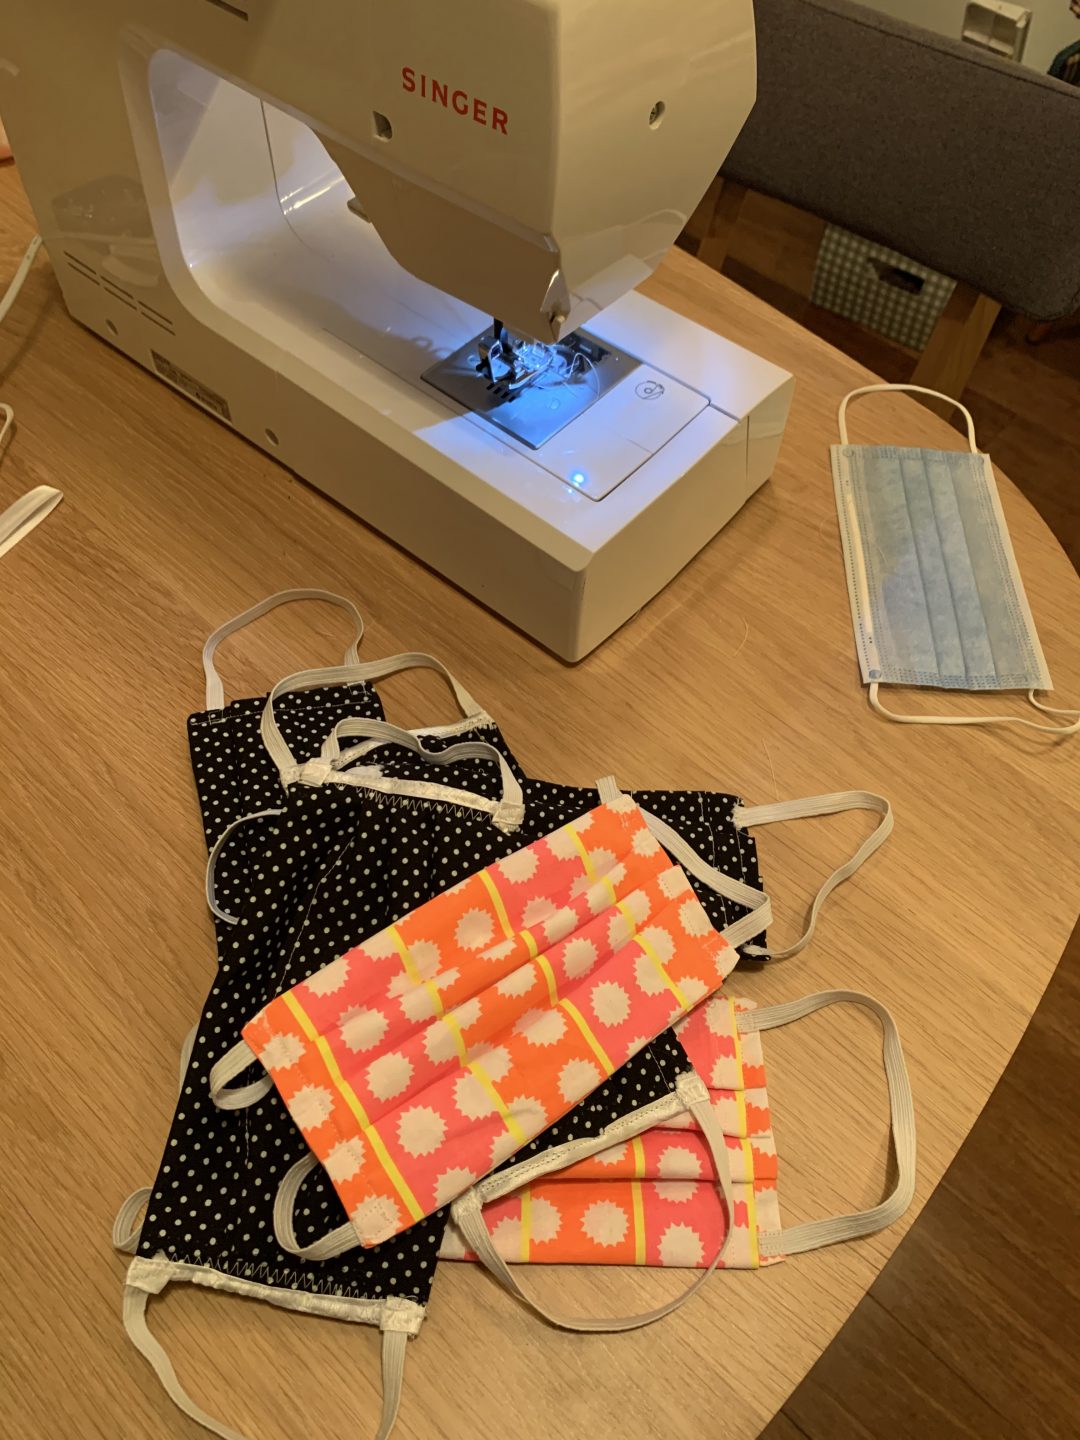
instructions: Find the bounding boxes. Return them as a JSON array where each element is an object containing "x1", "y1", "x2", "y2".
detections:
[{"x1": 869, "y1": 683, "x2": 1080, "y2": 736}]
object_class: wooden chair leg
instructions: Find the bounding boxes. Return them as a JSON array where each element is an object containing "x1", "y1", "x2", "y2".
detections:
[
  {"x1": 911, "y1": 282, "x2": 1001, "y2": 419},
  {"x1": 682, "y1": 177, "x2": 748, "y2": 274}
]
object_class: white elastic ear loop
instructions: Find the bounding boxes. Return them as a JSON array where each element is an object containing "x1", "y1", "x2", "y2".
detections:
[
  {"x1": 124, "y1": 1282, "x2": 410, "y2": 1440},
  {"x1": 597, "y1": 778, "x2": 774, "y2": 953},
  {"x1": 0, "y1": 233, "x2": 43, "y2": 326},
  {"x1": 123, "y1": 1286, "x2": 251, "y2": 1440},
  {"x1": 450, "y1": 1073, "x2": 737, "y2": 1327},
  {"x1": 261, "y1": 654, "x2": 484, "y2": 780},
  {"x1": 375, "y1": 1328, "x2": 410, "y2": 1440},
  {"x1": 272, "y1": 1153, "x2": 357, "y2": 1260},
  {"x1": 0, "y1": 485, "x2": 63, "y2": 560},
  {"x1": 740, "y1": 990, "x2": 916, "y2": 1257},
  {"x1": 205, "y1": 808, "x2": 285, "y2": 926},
  {"x1": 869, "y1": 683, "x2": 1080, "y2": 736},
  {"x1": 208, "y1": 1039, "x2": 273, "y2": 1111},
  {"x1": 202, "y1": 590, "x2": 365, "y2": 711},
  {"x1": 316, "y1": 717, "x2": 524, "y2": 832},
  {"x1": 732, "y1": 792, "x2": 892, "y2": 961},
  {"x1": 838, "y1": 383, "x2": 978, "y2": 453},
  {"x1": 640, "y1": 805, "x2": 773, "y2": 952}
]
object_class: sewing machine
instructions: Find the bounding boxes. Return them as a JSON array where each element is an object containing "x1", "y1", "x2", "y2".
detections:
[{"x1": 1, "y1": 0, "x2": 792, "y2": 659}]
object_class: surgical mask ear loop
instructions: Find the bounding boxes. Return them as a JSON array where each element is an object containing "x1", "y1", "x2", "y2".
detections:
[
  {"x1": 838, "y1": 385, "x2": 1079, "y2": 737},
  {"x1": 838, "y1": 383, "x2": 978, "y2": 452}
]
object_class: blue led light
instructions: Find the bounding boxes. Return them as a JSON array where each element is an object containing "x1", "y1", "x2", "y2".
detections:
[{"x1": 570, "y1": 470, "x2": 587, "y2": 487}]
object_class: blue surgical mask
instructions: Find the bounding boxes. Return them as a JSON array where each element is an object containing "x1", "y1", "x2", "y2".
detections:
[{"x1": 832, "y1": 385, "x2": 1077, "y2": 736}]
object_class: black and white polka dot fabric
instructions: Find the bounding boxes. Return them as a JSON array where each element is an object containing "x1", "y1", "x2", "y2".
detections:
[
  {"x1": 190, "y1": 683, "x2": 387, "y2": 929},
  {"x1": 122, "y1": 680, "x2": 767, "y2": 1440},
  {"x1": 132, "y1": 710, "x2": 765, "y2": 1294},
  {"x1": 129, "y1": 719, "x2": 540, "y2": 1327}
]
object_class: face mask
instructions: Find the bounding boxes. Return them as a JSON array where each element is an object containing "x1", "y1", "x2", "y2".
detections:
[
  {"x1": 132, "y1": 670, "x2": 762, "y2": 1440},
  {"x1": 114, "y1": 590, "x2": 383, "y2": 1247},
  {"x1": 832, "y1": 384, "x2": 1078, "y2": 735},
  {"x1": 121, "y1": 620, "x2": 891, "y2": 1439},
  {"x1": 216, "y1": 783, "x2": 768, "y2": 1250},
  {"x1": 441, "y1": 991, "x2": 914, "y2": 1273},
  {"x1": 217, "y1": 750, "x2": 887, "y2": 1339},
  {"x1": 516, "y1": 995, "x2": 776, "y2": 1181},
  {"x1": 116, "y1": 601, "x2": 514, "y2": 1440},
  {"x1": 215, "y1": 698, "x2": 888, "y2": 1258},
  {"x1": 439, "y1": 994, "x2": 778, "y2": 1272},
  {"x1": 443, "y1": 996, "x2": 783, "y2": 1267}
]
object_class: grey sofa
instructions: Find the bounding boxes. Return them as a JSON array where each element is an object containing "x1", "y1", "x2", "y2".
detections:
[{"x1": 721, "y1": 0, "x2": 1080, "y2": 321}]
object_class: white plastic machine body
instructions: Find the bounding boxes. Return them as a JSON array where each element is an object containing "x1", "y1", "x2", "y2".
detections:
[{"x1": 0, "y1": 0, "x2": 793, "y2": 660}]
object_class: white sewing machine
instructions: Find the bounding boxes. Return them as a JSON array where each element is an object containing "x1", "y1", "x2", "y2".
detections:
[{"x1": 1, "y1": 0, "x2": 792, "y2": 659}]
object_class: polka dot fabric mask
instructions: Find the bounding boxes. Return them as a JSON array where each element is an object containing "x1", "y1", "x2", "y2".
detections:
[{"x1": 113, "y1": 599, "x2": 530, "y2": 1440}]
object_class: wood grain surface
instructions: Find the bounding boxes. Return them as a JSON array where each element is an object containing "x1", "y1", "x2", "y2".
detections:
[
  {"x1": 767, "y1": 926, "x2": 1080, "y2": 1440},
  {"x1": 1, "y1": 163, "x2": 1078, "y2": 1440}
]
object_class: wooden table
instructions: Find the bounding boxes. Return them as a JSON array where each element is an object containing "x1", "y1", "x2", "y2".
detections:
[{"x1": 2, "y1": 165, "x2": 1078, "y2": 1440}]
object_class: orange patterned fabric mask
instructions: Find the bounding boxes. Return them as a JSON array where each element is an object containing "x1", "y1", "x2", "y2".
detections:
[
  {"x1": 214, "y1": 792, "x2": 767, "y2": 1253},
  {"x1": 443, "y1": 992, "x2": 915, "y2": 1276}
]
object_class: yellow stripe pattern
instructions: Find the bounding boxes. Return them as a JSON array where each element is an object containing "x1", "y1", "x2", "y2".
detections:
[
  {"x1": 633, "y1": 932, "x2": 688, "y2": 1009},
  {"x1": 390, "y1": 925, "x2": 444, "y2": 1020},
  {"x1": 743, "y1": 1141, "x2": 760, "y2": 1267},
  {"x1": 520, "y1": 1187, "x2": 532, "y2": 1262},
  {"x1": 631, "y1": 1136, "x2": 646, "y2": 1179},
  {"x1": 479, "y1": 870, "x2": 514, "y2": 940},
  {"x1": 630, "y1": 1136, "x2": 647, "y2": 1264},
  {"x1": 575, "y1": 825, "x2": 686, "y2": 1012},
  {"x1": 468, "y1": 1061, "x2": 527, "y2": 1145},
  {"x1": 282, "y1": 992, "x2": 424, "y2": 1223},
  {"x1": 730, "y1": 1000, "x2": 749, "y2": 1139},
  {"x1": 569, "y1": 819, "x2": 686, "y2": 1010},
  {"x1": 558, "y1": 998, "x2": 614, "y2": 1075},
  {"x1": 441, "y1": 1011, "x2": 469, "y2": 1065},
  {"x1": 535, "y1": 953, "x2": 559, "y2": 1006},
  {"x1": 631, "y1": 1180, "x2": 646, "y2": 1265},
  {"x1": 564, "y1": 824, "x2": 596, "y2": 878},
  {"x1": 614, "y1": 897, "x2": 635, "y2": 932},
  {"x1": 730, "y1": 1000, "x2": 759, "y2": 1265}
]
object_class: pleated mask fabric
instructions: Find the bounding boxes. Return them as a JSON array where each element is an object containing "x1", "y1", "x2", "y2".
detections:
[
  {"x1": 441, "y1": 992, "x2": 916, "y2": 1275},
  {"x1": 229, "y1": 795, "x2": 741, "y2": 1249}
]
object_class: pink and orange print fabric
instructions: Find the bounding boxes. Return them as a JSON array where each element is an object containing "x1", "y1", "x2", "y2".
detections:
[
  {"x1": 441, "y1": 997, "x2": 783, "y2": 1269},
  {"x1": 243, "y1": 798, "x2": 736, "y2": 1247}
]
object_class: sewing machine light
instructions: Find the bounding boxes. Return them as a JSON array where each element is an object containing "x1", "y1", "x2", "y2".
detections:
[{"x1": 423, "y1": 328, "x2": 638, "y2": 450}]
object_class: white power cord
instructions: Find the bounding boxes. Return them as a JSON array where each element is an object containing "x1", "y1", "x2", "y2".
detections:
[
  {"x1": 0, "y1": 233, "x2": 43, "y2": 449},
  {"x1": 0, "y1": 232, "x2": 62, "y2": 559}
]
